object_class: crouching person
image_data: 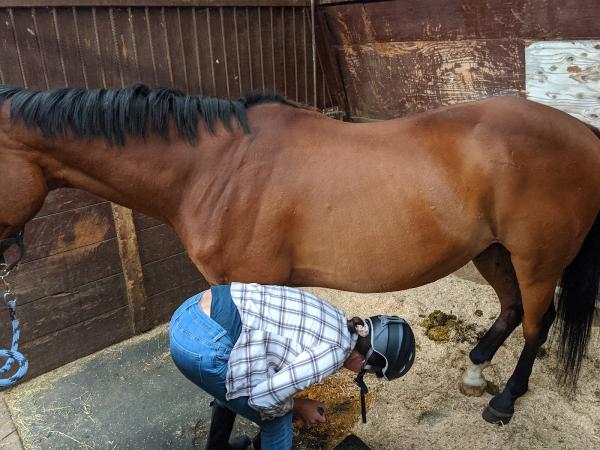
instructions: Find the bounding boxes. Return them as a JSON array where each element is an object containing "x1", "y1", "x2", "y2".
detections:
[{"x1": 169, "y1": 283, "x2": 415, "y2": 450}]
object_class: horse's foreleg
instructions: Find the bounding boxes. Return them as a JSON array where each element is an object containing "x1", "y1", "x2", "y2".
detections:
[
  {"x1": 483, "y1": 278, "x2": 557, "y2": 425},
  {"x1": 460, "y1": 245, "x2": 522, "y2": 396}
]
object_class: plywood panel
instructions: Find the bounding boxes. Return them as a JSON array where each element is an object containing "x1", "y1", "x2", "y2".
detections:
[
  {"x1": 18, "y1": 306, "x2": 132, "y2": 380},
  {"x1": 142, "y1": 252, "x2": 202, "y2": 298},
  {"x1": 323, "y1": 0, "x2": 600, "y2": 46},
  {"x1": 136, "y1": 224, "x2": 184, "y2": 265},
  {"x1": 339, "y1": 39, "x2": 524, "y2": 119},
  {"x1": 526, "y1": 40, "x2": 600, "y2": 127},
  {"x1": 23, "y1": 203, "x2": 116, "y2": 262},
  {"x1": 37, "y1": 189, "x2": 105, "y2": 217},
  {"x1": 148, "y1": 278, "x2": 209, "y2": 326},
  {"x1": 0, "y1": 274, "x2": 126, "y2": 344},
  {"x1": 132, "y1": 211, "x2": 162, "y2": 230},
  {"x1": 12, "y1": 239, "x2": 123, "y2": 304}
]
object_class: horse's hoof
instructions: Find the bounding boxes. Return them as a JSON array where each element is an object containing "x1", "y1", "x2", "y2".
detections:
[
  {"x1": 482, "y1": 405, "x2": 513, "y2": 425},
  {"x1": 459, "y1": 381, "x2": 486, "y2": 397}
]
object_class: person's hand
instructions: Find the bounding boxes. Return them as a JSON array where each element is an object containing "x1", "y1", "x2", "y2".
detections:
[{"x1": 293, "y1": 398, "x2": 326, "y2": 426}]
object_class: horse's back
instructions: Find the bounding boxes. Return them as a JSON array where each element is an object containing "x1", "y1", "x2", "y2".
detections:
[{"x1": 221, "y1": 98, "x2": 600, "y2": 291}]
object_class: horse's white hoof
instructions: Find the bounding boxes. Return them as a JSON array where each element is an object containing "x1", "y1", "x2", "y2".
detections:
[{"x1": 459, "y1": 380, "x2": 487, "y2": 397}]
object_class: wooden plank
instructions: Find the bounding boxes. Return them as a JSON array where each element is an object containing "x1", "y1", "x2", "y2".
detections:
[
  {"x1": 525, "y1": 40, "x2": 600, "y2": 127},
  {"x1": 148, "y1": 277, "x2": 209, "y2": 326},
  {"x1": 11, "y1": 239, "x2": 123, "y2": 304},
  {"x1": 111, "y1": 6, "x2": 141, "y2": 86},
  {"x1": 16, "y1": 306, "x2": 132, "y2": 381},
  {"x1": 146, "y1": 6, "x2": 173, "y2": 87},
  {"x1": 36, "y1": 189, "x2": 105, "y2": 217},
  {"x1": 195, "y1": 7, "x2": 216, "y2": 95},
  {"x1": 303, "y1": 8, "x2": 315, "y2": 106},
  {"x1": 322, "y1": 0, "x2": 600, "y2": 46},
  {"x1": 178, "y1": 6, "x2": 202, "y2": 93},
  {"x1": 112, "y1": 204, "x2": 150, "y2": 333},
  {"x1": 93, "y1": 7, "x2": 121, "y2": 88},
  {"x1": 23, "y1": 203, "x2": 116, "y2": 263},
  {"x1": 208, "y1": 7, "x2": 229, "y2": 96},
  {"x1": 0, "y1": 9, "x2": 23, "y2": 86},
  {"x1": 72, "y1": 7, "x2": 105, "y2": 89},
  {"x1": 31, "y1": 7, "x2": 62, "y2": 88},
  {"x1": 260, "y1": 7, "x2": 275, "y2": 91},
  {"x1": 142, "y1": 252, "x2": 202, "y2": 298},
  {"x1": 136, "y1": 223, "x2": 184, "y2": 265},
  {"x1": 131, "y1": 7, "x2": 158, "y2": 86},
  {"x1": 53, "y1": 7, "x2": 87, "y2": 87},
  {"x1": 314, "y1": 8, "x2": 348, "y2": 112},
  {"x1": 164, "y1": 6, "x2": 189, "y2": 91},
  {"x1": 338, "y1": 39, "x2": 524, "y2": 119},
  {"x1": 10, "y1": 8, "x2": 47, "y2": 89},
  {"x1": 0, "y1": 274, "x2": 126, "y2": 344},
  {"x1": 3, "y1": 0, "x2": 310, "y2": 7},
  {"x1": 247, "y1": 7, "x2": 263, "y2": 91},
  {"x1": 282, "y1": 7, "x2": 296, "y2": 99},
  {"x1": 132, "y1": 210, "x2": 163, "y2": 230},
  {"x1": 271, "y1": 6, "x2": 285, "y2": 95},
  {"x1": 222, "y1": 6, "x2": 242, "y2": 97},
  {"x1": 190, "y1": 7, "x2": 205, "y2": 94},
  {"x1": 296, "y1": 6, "x2": 307, "y2": 102}
]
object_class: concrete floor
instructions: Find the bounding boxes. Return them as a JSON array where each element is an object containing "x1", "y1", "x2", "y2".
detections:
[{"x1": 3, "y1": 326, "x2": 258, "y2": 450}]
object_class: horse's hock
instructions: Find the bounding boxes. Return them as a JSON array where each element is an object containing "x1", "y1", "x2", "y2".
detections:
[{"x1": 0, "y1": 0, "x2": 599, "y2": 449}]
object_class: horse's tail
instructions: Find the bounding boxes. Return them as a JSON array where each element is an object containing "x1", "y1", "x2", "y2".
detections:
[{"x1": 555, "y1": 211, "x2": 600, "y2": 389}]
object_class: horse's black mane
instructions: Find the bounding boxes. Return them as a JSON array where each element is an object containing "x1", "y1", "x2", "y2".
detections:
[{"x1": 0, "y1": 84, "x2": 291, "y2": 145}]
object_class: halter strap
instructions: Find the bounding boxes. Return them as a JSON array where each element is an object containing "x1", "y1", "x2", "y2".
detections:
[
  {"x1": 354, "y1": 371, "x2": 369, "y2": 423},
  {"x1": 0, "y1": 230, "x2": 25, "y2": 274}
]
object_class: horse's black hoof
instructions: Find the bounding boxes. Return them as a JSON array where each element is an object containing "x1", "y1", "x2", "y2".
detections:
[{"x1": 482, "y1": 405, "x2": 513, "y2": 425}]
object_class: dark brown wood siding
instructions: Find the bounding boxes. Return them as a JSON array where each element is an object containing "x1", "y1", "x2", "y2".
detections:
[
  {"x1": 0, "y1": 0, "x2": 337, "y2": 380},
  {"x1": 319, "y1": 0, "x2": 600, "y2": 120}
]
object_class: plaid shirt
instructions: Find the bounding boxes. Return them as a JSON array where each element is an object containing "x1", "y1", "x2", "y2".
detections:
[{"x1": 225, "y1": 283, "x2": 356, "y2": 420}]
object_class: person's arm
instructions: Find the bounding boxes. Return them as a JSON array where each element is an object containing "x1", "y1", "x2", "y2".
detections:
[{"x1": 247, "y1": 343, "x2": 346, "y2": 420}]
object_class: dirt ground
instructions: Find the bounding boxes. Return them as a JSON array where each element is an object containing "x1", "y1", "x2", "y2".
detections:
[{"x1": 302, "y1": 271, "x2": 600, "y2": 450}]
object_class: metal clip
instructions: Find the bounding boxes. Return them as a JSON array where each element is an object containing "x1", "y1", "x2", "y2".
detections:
[{"x1": 2, "y1": 290, "x2": 16, "y2": 321}]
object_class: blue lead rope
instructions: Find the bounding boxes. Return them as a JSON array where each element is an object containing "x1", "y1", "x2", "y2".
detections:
[
  {"x1": 0, "y1": 293, "x2": 28, "y2": 388},
  {"x1": 0, "y1": 230, "x2": 29, "y2": 388}
]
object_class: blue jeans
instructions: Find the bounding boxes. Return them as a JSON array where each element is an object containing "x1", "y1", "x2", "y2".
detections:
[{"x1": 169, "y1": 293, "x2": 293, "y2": 449}]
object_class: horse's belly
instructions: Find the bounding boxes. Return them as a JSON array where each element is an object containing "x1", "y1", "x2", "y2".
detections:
[{"x1": 288, "y1": 212, "x2": 491, "y2": 293}]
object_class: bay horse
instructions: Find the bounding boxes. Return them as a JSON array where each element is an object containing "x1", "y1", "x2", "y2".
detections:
[{"x1": 0, "y1": 84, "x2": 598, "y2": 424}]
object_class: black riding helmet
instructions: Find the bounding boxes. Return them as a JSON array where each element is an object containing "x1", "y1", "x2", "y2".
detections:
[{"x1": 354, "y1": 315, "x2": 415, "y2": 423}]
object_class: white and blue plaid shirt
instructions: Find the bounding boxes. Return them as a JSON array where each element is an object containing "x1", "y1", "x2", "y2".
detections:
[{"x1": 225, "y1": 283, "x2": 356, "y2": 419}]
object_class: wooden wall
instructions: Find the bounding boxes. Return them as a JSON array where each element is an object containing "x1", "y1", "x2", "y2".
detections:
[
  {"x1": 319, "y1": 0, "x2": 600, "y2": 120},
  {"x1": 0, "y1": 0, "x2": 342, "y2": 380}
]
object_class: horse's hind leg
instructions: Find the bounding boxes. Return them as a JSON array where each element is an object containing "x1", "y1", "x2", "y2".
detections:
[
  {"x1": 482, "y1": 257, "x2": 558, "y2": 425},
  {"x1": 460, "y1": 244, "x2": 523, "y2": 396}
]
